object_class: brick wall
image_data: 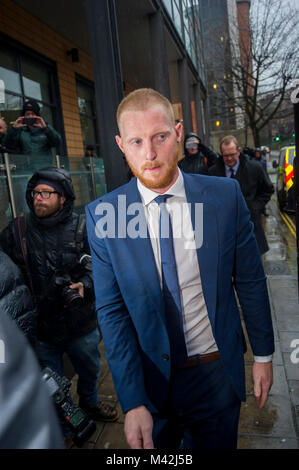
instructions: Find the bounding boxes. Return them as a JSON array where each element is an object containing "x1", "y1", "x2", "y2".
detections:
[{"x1": 0, "y1": 0, "x2": 94, "y2": 156}]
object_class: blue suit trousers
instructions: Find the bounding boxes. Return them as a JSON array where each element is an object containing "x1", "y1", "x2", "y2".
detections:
[{"x1": 152, "y1": 357, "x2": 241, "y2": 449}]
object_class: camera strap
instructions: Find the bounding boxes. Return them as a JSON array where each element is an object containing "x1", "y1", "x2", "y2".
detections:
[
  {"x1": 75, "y1": 213, "x2": 86, "y2": 254},
  {"x1": 17, "y1": 214, "x2": 37, "y2": 305}
]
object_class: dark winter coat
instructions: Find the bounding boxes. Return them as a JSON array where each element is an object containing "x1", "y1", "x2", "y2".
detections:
[
  {"x1": 178, "y1": 132, "x2": 218, "y2": 175},
  {"x1": 209, "y1": 153, "x2": 274, "y2": 254},
  {"x1": 0, "y1": 168, "x2": 97, "y2": 343},
  {"x1": 0, "y1": 249, "x2": 36, "y2": 347},
  {"x1": 3, "y1": 123, "x2": 61, "y2": 170},
  {"x1": 3, "y1": 124, "x2": 61, "y2": 156}
]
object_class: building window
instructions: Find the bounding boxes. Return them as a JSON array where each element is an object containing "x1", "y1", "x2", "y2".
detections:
[
  {"x1": 76, "y1": 76, "x2": 99, "y2": 157},
  {"x1": 0, "y1": 42, "x2": 60, "y2": 136}
]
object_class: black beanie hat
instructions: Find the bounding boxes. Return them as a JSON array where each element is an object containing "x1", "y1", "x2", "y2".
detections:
[
  {"x1": 34, "y1": 179, "x2": 64, "y2": 196},
  {"x1": 22, "y1": 100, "x2": 40, "y2": 116}
]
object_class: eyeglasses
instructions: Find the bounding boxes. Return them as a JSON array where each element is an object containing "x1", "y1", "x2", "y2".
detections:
[
  {"x1": 222, "y1": 152, "x2": 239, "y2": 158},
  {"x1": 31, "y1": 190, "x2": 59, "y2": 199}
]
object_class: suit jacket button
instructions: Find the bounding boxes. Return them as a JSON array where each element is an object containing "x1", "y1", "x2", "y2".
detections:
[{"x1": 162, "y1": 354, "x2": 169, "y2": 361}]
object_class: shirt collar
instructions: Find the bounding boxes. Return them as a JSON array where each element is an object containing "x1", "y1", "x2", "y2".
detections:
[
  {"x1": 137, "y1": 168, "x2": 185, "y2": 206},
  {"x1": 225, "y1": 158, "x2": 240, "y2": 175}
]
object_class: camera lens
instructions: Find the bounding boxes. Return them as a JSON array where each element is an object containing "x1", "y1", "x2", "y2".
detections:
[{"x1": 62, "y1": 286, "x2": 83, "y2": 309}]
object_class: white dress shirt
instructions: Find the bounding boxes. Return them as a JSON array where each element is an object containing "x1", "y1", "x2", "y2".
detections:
[
  {"x1": 137, "y1": 169, "x2": 271, "y2": 363},
  {"x1": 137, "y1": 170, "x2": 217, "y2": 356}
]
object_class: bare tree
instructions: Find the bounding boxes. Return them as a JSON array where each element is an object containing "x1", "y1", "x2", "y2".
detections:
[{"x1": 204, "y1": 0, "x2": 299, "y2": 147}]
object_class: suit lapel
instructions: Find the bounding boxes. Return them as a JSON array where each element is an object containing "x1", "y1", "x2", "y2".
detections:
[
  {"x1": 183, "y1": 173, "x2": 219, "y2": 329},
  {"x1": 122, "y1": 175, "x2": 219, "y2": 326},
  {"x1": 123, "y1": 179, "x2": 164, "y2": 314}
]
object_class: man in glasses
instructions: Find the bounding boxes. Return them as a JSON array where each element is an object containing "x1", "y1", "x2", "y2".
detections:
[
  {"x1": 209, "y1": 135, "x2": 274, "y2": 255},
  {"x1": 0, "y1": 167, "x2": 118, "y2": 444}
]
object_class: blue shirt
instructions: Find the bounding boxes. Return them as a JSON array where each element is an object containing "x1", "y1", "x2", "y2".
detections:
[{"x1": 225, "y1": 159, "x2": 240, "y2": 177}]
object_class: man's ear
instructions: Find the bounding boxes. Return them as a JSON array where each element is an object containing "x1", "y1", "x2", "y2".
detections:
[
  {"x1": 175, "y1": 122, "x2": 183, "y2": 143},
  {"x1": 115, "y1": 135, "x2": 123, "y2": 153}
]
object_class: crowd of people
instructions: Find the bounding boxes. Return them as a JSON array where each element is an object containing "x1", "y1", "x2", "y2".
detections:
[{"x1": 0, "y1": 91, "x2": 275, "y2": 450}]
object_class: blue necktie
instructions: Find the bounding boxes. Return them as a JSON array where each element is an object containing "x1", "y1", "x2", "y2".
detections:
[{"x1": 155, "y1": 195, "x2": 188, "y2": 367}]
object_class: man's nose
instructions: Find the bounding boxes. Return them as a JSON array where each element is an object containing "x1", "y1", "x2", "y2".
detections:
[{"x1": 145, "y1": 140, "x2": 157, "y2": 160}]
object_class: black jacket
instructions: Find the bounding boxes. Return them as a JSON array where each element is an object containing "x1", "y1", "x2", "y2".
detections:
[
  {"x1": 0, "y1": 310, "x2": 63, "y2": 448},
  {"x1": 209, "y1": 153, "x2": 274, "y2": 254},
  {"x1": 0, "y1": 168, "x2": 97, "y2": 343},
  {"x1": 0, "y1": 249, "x2": 36, "y2": 347},
  {"x1": 178, "y1": 132, "x2": 218, "y2": 175}
]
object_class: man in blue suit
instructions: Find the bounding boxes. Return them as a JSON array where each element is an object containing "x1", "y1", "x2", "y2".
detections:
[{"x1": 86, "y1": 88, "x2": 274, "y2": 449}]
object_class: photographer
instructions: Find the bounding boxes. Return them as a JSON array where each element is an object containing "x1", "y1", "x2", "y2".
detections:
[
  {"x1": 0, "y1": 167, "x2": 118, "y2": 436},
  {"x1": 178, "y1": 132, "x2": 218, "y2": 175},
  {"x1": 2, "y1": 99, "x2": 61, "y2": 169}
]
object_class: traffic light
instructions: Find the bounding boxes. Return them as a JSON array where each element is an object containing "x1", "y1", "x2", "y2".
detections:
[
  {"x1": 292, "y1": 130, "x2": 295, "y2": 138},
  {"x1": 274, "y1": 135, "x2": 280, "y2": 142}
]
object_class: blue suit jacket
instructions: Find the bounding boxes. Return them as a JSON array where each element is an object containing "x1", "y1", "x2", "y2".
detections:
[{"x1": 86, "y1": 172, "x2": 274, "y2": 414}]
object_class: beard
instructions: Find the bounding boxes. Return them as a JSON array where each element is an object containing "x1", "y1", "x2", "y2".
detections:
[
  {"x1": 126, "y1": 151, "x2": 179, "y2": 190},
  {"x1": 34, "y1": 202, "x2": 62, "y2": 218}
]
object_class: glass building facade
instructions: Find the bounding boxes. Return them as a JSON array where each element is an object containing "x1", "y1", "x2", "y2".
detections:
[{"x1": 162, "y1": 0, "x2": 206, "y2": 85}]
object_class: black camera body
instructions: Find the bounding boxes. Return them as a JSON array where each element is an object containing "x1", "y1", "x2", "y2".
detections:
[
  {"x1": 54, "y1": 273, "x2": 83, "y2": 309},
  {"x1": 42, "y1": 367, "x2": 96, "y2": 447},
  {"x1": 23, "y1": 117, "x2": 37, "y2": 126}
]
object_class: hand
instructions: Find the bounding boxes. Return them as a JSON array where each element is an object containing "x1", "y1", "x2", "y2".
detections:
[
  {"x1": 33, "y1": 116, "x2": 46, "y2": 129},
  {"x1": 69, "y1": 282, "x2": 84, "y2": 298},
  {"x1": 124, "y1": 405, "x2": 154, "y2": 449},
  {"x1": 252, "y1": 361, "x2": 273, "y2": 409},
  {"x1": 13, "y1": 116, "x2": 27, "y2": 129}
]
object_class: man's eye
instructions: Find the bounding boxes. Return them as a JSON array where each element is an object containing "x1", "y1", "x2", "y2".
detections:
[{"x1": 154, "y1": 134, "x2": 167, "y2": 144}]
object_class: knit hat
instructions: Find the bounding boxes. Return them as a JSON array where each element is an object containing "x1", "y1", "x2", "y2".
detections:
[
  {"x1": 22, "y1": 100, "x2": 40, "y2": 116},
  {"x1": 34, "y1": 179, "x2": 64, "y2": 196}
]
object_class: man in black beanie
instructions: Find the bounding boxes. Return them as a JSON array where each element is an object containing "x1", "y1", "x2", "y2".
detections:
[
  {"x1": 0, "y1": 167, "x2": 118, "y2": 443},
  {"x1": 3, "y1": 99, "x2": 61, "y2": 169},
  {"x1": 179, "y1": 132, "x2": 218, "y2": 175}
]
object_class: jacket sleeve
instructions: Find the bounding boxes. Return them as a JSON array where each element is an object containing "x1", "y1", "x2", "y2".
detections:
[
  {"x1": 198, "y1": 143, "x2": 219, "y2": 167},
  {"x1": 43, "y1": 125, "x2": 62, "y2": 149},
  {"x1": 85, "y1": 203, "x2": 153, "y2": 414},
  {"x1": 233, "y1": 181, "x2": 274, "y2": 356},
  {"x1": 73, "y1": 224, "x2": 95, "y2": 300},
  {"x1": 254, "y1": 165, "x2": 274, "y2": 210},
  {"x1": 0, "y1": 311, "x2": 63, "y2": 448},
  {"x1": 2, "y1": 126, "x2": 21, "y2": 153},
  {"x1": 0, "y1": 249, "x2": 36, "y2": 348},
  {"x1": 0, "y1": 221, "x2": 16, "y2": 263}
]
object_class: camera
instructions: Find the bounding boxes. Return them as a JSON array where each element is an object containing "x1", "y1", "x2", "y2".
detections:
[
  {"x1": 23, "y1": 118, "x2": 37, "y2": 126},
  {"x1": 54, "y1": 273, "x2": 83, "y2": 309},
  {"x1": 42, "y1": 367, "x2": 96, "y2": 447}
]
